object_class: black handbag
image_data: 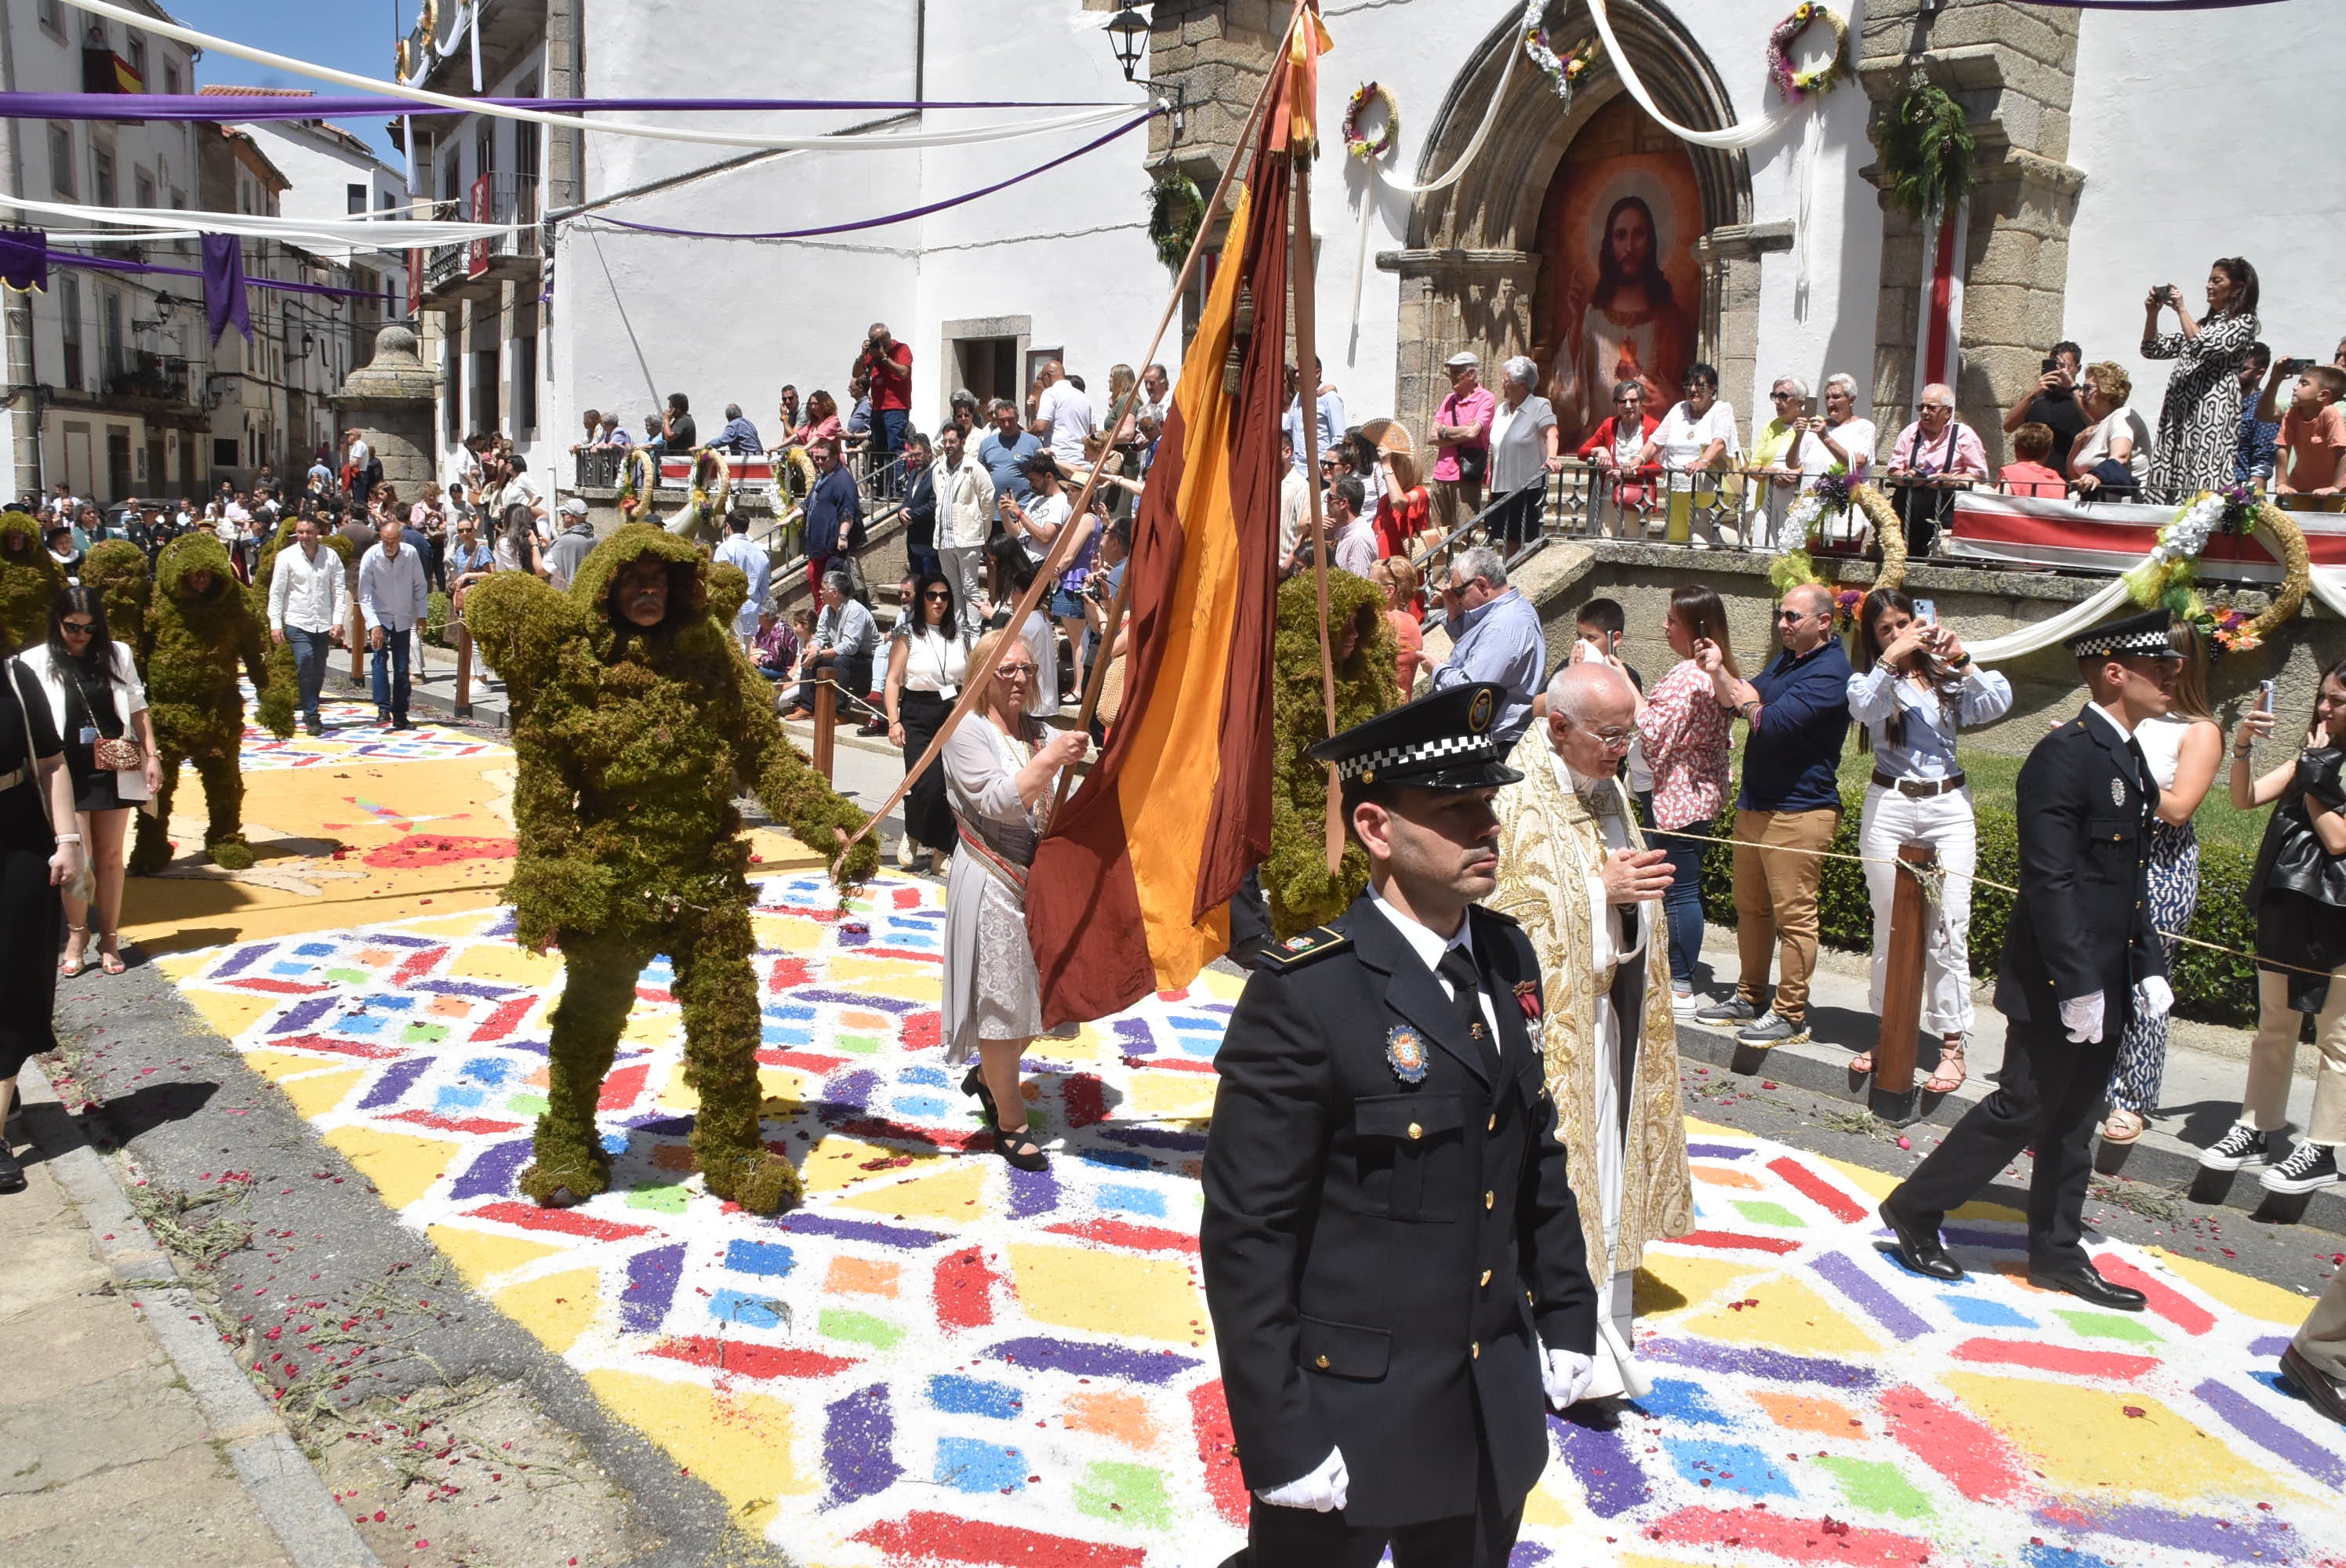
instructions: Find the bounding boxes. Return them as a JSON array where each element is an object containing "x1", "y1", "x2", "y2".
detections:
[
  {"x1": 2250, "y1": 750, "x2": 2346, "y2": 909},
  {"x1": 1441, "y1": 393, "x2": 1489, "y2": 486}
]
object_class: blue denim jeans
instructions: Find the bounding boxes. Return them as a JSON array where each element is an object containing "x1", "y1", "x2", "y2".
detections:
[
  {"x1": 1650, "y1": 826, "x2": 1711, "y2": 990},
  {"x1": 285, "y1": 626, "x2": 331, "y2": 720},
  {"x1": 370, "y1": 626, "x2": 412, "y2": 719}
]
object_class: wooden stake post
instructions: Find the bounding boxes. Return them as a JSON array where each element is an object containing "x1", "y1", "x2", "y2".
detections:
[
  {"x1": 1869, "y1": 841, "x2": 1937, "y2": 1124},
  {"x1": 453, "y1": 622, "x2": 474, "y2": 719},
  {"x1": 812, "y1": 677, "x2": 837, "y2": 784}
]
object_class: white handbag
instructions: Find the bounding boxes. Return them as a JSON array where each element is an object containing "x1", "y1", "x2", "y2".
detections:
[{"x1": 13, "y1": 664, "x2": 95, "y2": 905}]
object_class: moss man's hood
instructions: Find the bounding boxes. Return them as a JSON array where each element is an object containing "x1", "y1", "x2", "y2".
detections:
[
  {"x1": 567, "y1": 524, "x2": 710, "y2": 657},
  {"x1": 156, "y1": 531, "x2": 240, "y2": 604}
]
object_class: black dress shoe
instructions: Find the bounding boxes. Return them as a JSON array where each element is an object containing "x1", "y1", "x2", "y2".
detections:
[
  {"x1": 2281, "y1": 1343, "x2": 2346, "y2": 1428},
  {"x1": 2027, "y1": 1261, "x2": 2147, "y2": 1311},
  {"x1": 1878, "y1": 1201, "x2": 1964, "y2": 1280},
  {"x1": 0, "y1": 1144, "x2": 25, "y2": 1195}
]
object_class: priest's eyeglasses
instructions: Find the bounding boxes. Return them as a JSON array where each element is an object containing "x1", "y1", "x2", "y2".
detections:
[{"x1": 1565, "y1": 716, "x2": 1636, "y2": 750}]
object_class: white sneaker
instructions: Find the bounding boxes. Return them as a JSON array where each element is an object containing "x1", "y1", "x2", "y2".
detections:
[
  {"x1": 893, "y1": 837, "x2": 917, "y2": 870},
  {"x1": 2198, "y1": 1123, "x2": 2273, "y2": 1173},
  {"x1": 1671, "y1": 989, "x2": 1701, "y2": 1018},
  {"x1": 2261, "y1": 1142, "x2": 2341, "y2": 1195}
]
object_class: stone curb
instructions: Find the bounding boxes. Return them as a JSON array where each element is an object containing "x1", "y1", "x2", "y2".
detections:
[
  {"x1": 17, "y1": 1060, "x2": 387, "y2": 1568},
  {"x1": 1672, "y1": 1018, "x2": 2346, "y2": 1233}
]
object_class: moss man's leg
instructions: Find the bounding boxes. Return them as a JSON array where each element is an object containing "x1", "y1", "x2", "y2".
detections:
[
  {"x1": 520, "y1": 931, "x2": 647, "y2": 1206},
  {"x1": 192, "y1": 747, "x2": 253, "y2": 869},
  {"x1": 129, "y1": 749, "x2": 180, "y2": 873},
  {"x1": 673, "y1": 902, "x2": 800, "y2": 1214}
]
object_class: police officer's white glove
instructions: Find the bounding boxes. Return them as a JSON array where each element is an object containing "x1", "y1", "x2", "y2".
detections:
[
  {"x1": 2134, "y1": 975, "x2": 2174, "y2": 1022},
  {"x1": 1257, "y1": 1446, "x2": 1348, "y2": 1512},
  {"x1": 2057, "y1": 993, "x2": 2104, "y2": 1044},
  {"x1": 1543, "y1": 1348, "x2": 1596, "y2": 1408}
]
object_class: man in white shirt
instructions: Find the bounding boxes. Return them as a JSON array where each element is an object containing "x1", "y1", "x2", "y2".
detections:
[
  {"x1": 1329, "y1": 474, "x2": 1378, "y2": 578},
  {"x1": 267, "y1": 513, "x2": 351, "y2": 735},
  {"x1": 1282, "y1": 356, "x2": 1347, "y2": 474},
  {"x1": 1031, "y1": 361, "x2": 1095, "y2": 467},
  {"x1": 1277, "y1": 432, "x2": 1309, "y2": 560},
  {"x1": 358, "y1": 516, "x2": 430, "y2": 730},
  {"x1": 441, "y1": 436, "x2": 483, "y2": 496},
  {"x1": 712, "y1": 513, "x2": 770, "y2": 646},
  {"x1": 933, "y1": 423, "x2": 997, "y2": 634}
]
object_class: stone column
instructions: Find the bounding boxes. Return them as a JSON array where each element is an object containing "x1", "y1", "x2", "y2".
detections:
[
  {"x1": 329, "y1": 325, "x2": 439, "y2": 495},
  {"x1": 1859, "y1": 0, "x2": 2086, "y2": 466},
  {"x1": 1378, "y1": 249, "x2": 1541, "y2": 445}
]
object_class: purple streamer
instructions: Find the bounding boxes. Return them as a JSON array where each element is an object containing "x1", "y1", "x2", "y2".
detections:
[
  {"x1": 202, "y1": 233, "x2": 250, "y2": 343},
  {"x1": 0, "y1": 92, "x2": 1131, "y2": 123},
  {"x1": 46, "y1": 245, "x2": 387, "y2": 301},
  {"x1": 590, "y1": 111, "x2": 1154, "y2": 240}
]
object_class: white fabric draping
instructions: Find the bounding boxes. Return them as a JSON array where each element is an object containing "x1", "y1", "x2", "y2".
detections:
[
  {"x1": 1962, "y1": 578, "x2": 2134, "y2": 666},
  {"x1": 0, "y1": 191, "x2": 518, "y2": 245},
  {"x1": 1585, "y1": 0, "x2": 1798, "y2": 150},
  {"x1": 74, "y1": 0, "x2": 1133, "y2": 154},
  {"x1": 2310, "y1": 569, "x2": 2346, "y2": 623}
]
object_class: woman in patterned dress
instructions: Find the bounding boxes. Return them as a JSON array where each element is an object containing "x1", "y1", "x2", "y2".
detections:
[
  {"x1": 940, "y1": 628, "x2": 1088, "y2": 1172},
  {"x1": 2102, "y1": 624, "x2": 2224, "y2": 1142},
  {"x1": 2142, "y1": 257, "x2": 2261, "y2": 503},
  {"x1": 1629, "y1": 585, "x2": 1742, "y2": 1015}
]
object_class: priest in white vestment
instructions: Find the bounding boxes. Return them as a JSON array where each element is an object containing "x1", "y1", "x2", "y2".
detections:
[{"x1": 1489, "y1": 662, "x2": 1693, "y2": 1401}]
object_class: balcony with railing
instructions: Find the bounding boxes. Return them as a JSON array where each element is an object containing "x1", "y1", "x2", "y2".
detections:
[{"x1": 418, "y1": 175, "x2": 541, "y2": 303}]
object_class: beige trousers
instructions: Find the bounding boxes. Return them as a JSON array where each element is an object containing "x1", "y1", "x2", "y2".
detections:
[
  {"x1": 2242, "y1": 968, "x2": 2346, "y2": 1145},
  {"x1": 1731, "y1": 807, "x2": 1839, "y2": 1022}
]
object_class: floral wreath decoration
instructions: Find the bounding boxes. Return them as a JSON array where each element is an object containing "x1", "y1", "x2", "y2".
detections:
[
  {"x1": 1525, "y1": 28, "x2": 1599, "y2": 105},
  {"x1": 1769, "y1": 477, "x2": 1908, "y2": 615},
  {"x1": 2126, "y1": 484, "x2": 2311, "y2": 654},
  {"x1": 616, "y1": 445, "x2": 659, "y2": 522},
  {"x1": 1767, "y1": 4, "x2": 1850, "y2": 103},
  {"x1": 690, "y1": 447, "x2": 732, "y2": 521},
  {"x1": 1342, "y1": 82, "x2": 1398, "y2": 161}
]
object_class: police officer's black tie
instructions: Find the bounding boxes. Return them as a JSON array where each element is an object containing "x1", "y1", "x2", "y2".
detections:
[{"x1": 1437, "y1": 946, "x2": 1494, "y2": 1062}]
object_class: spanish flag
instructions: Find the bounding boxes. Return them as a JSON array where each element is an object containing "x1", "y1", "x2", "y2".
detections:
[{"x1": 1023, "y1": 35, "x2": 1319, "y2": 1027}]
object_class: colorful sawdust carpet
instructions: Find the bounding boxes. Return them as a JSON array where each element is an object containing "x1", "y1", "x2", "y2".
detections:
[{"x1": 159, "y1": 874, "x2": 2346, "y2": 1566}]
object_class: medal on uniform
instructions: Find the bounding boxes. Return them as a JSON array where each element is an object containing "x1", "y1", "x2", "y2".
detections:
[
  {"x1": 1514, "y1": 979, "x2": 1543, "y2": 1021},
  {"x1": 1385, "y1": 1025, "x2": 1429, "y2": 1084},
  {"x1": 2110, "y1": 778, "x2": 2124, "y2": 806}
]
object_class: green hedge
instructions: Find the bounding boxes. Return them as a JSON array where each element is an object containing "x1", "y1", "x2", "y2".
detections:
[
  {"x1": 423, "y1": 590, "x2": 452, "y2": 651},
  {"x1": 1696, "y1": 790, "x2": 2261, "y2": 1027}
]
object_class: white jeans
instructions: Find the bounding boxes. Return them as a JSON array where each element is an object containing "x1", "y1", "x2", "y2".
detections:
[
  {"x1": 938, "y1": 544, "x2": 987, "y2": 634},
  {"x1": 1860, "y1": 782, "x2": 1977, "y2": 1036}
]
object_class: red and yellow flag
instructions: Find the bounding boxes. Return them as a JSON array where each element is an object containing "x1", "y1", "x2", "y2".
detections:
[{"x1": 1023, "y1": 52, "x2": 1317, "y2": 1027}]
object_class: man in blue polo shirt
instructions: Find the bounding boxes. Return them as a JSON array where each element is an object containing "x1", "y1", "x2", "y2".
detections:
[{"x1": 1697, "y1": 581, "x2": 1851, "y2": 1047}]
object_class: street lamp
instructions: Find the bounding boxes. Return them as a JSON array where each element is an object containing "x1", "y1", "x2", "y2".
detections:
[{"x1": 1105, "y1": 6, "x2": 1149, "y2": 83}]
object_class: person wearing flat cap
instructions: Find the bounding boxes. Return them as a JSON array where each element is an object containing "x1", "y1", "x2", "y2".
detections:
[
  {"x1": 1202, "y1": 681, "x2": 1599, "y2": 1568},
  {"x1": 1880, "y1": 607, "x2": 2178, "y2": 1311}
]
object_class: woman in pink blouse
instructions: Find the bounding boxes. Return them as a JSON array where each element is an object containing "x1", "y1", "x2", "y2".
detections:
[{"x1": 1632, "y1": 584, "x2": 1743, "y2": 1014}]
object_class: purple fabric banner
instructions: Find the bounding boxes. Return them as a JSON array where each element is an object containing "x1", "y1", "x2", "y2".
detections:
[
  {"x1": 202, "y1": 234, "x2": 251, "y2": 343},
  {"x1": 45, "y1": 243, "x2": 386, "y2": 302},
  {"x1": 0, "y1": 227, "x2": 45, "y2": 292},
  {"x1": 0, "y1": 92, "x2": 1128, "y2": 122},
  {"x1": 590, "y1": 110, "x2": 1153, "y2": 241}
]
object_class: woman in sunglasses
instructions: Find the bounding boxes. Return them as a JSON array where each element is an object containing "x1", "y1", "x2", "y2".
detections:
[
  {"x1": 15, "y1": 586, "x2": 160, "y2": 977},
  {"x1": 940, "y1": 629, "x2": 1090, "y2": 1172},
  {"x1": 884, "y1": 571, "x2": 973, "y2": 874}
]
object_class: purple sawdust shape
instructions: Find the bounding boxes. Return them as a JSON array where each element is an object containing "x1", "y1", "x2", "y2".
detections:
[
  {"x1": 1810, "y1": 1250, "x2": 1934, "y2": 1340},
  {"x1": 356, "y1": 1055, "x2": 434, "y2": 1111},
  {"x1": 825, "y1": 1068, "x2": 881, "y2": 1111},
  {"x1": 1684, "y1": 1142, "x2": 1752, "y2": 1160},
  {"x1": 823, "y1": 1382, "x2": 901, "y2": 1509},
  {"x1": 2038, "y1": 1498, "x2": 2298, "y2": 1562},
  {"x1": 1098, "y1": 1125, "x2": 1209, "y2": 1153},
  {"x1": 618, "y1": 1243, "x2": 686, "y2": 1334},
  {"x1": 792, "y1": 988, "x2": 924, "y2": 1015},
  {"x1": 1550, "y1": 1412, "x2": 1649, "y2": 1517},
  {"x1": 1005, "y1": 1164, "x2": 1059, "y2": 1220},
  {"x1": 1112, "y1": 1018, "x2": 1155, "y2": 1056},
  {"x1": 409, "y1": 978, "x2": 521, "y2": 1000},
  {"x1": 448, "y1": 1138, "x2": 533, "y2": 1201},
  {"x1": 269, "y1": 996, "x2": 338, "y2": 1036},
  {"x1": 1644, "y1": 1337, "x2": 1879, "y2": 1388},
  {"x1": 210, "y1": 942, "x2": 273, "y2": 978},
  {"x1": 985, "y1": 1336, "x2": 1201, "y2": 1385},
  {"x1": 2193, "y1": 1377, "x2": 2346, "y2": 1489},
  {"x1": 2250, "y1": 1335, "x2": 2292, "y2": 1357},
  {"x1": 775, "y1": 1213, "x2": 947, "y2": 1249},
  {"x1": 369, "y1": 933, "x2": 439, "y2": 949}
]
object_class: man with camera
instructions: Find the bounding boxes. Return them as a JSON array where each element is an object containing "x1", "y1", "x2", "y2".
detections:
[
  {"x1": 2002, "y1": 341, "x2": 2087, "y2": 472},
  {"x1": 856, "y1": 322, "x2": 914, "y2": 487}
]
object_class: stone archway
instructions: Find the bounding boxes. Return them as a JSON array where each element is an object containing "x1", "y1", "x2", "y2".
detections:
[{"x1": 1380, "y1": 2, "x2": 1767, "y2": 442}]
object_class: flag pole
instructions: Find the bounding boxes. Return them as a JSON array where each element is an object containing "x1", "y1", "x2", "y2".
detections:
[
  {"x1": 1287, "y1": 60, "x2": 1344, "y2": 878},
  {"x1": 837, "y1": 0, "x2": 1309, "y2": 874}
]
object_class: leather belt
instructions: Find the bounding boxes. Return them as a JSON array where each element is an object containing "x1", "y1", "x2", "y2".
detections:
[
  {"x1": 1872, "y1": 768, "x2": 1966, "y2": 798},
  {"x1": 0, "y1": 764, "x2": 25, "y2": 794}
]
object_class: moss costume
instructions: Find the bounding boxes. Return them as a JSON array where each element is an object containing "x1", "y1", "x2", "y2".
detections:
[
  {"x1": 0, "y1": 509, "x2": 62, "y2": 648},
  {"x1": 1262, "y1": 569, "x2": 1402, "y2": 938},
  {"x1": 79, "y1": 540, "x2": 152, "y2": 663},
  {"x1": 466, "y1": 525, "x2": 877, "y2": 1214},
  {"x1": 129, "y1": 534, "x2": 294, "y2": 874}
]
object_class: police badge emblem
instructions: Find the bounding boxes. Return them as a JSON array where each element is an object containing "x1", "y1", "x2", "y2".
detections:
[
  {"x1": 1467, "y1": 688, "x2": 1494, "y2": 735},
  {"x1": 1385, "y1": 1025, "x2": 1430, "y2": 1083},
  {"x1": 2110, "y1": 777, "x2": 2125, "y2": 807}
]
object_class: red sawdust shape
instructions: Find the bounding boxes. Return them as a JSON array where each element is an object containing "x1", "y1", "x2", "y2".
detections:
[
  {"x1": 1676, "y1": 1229, "x2": 1803, "y2": 1254},
  {"x1": 1880, "y1": 1383, "x2": 2028, "y2": 1503},
  {"x1": 1045, "y1": 1218, "x2": 1200, "y2": 1254},
  {"x1": 1767, "y1": 1155, "x2": 1872, "y2": 1224},
  {"x1": 390, "y1": 946, "x2": 448, "y2": 985},
  {"x1": 361, "y1": 835, "x2": 515, "y2": 870},
  {"x1": 267, "y1": 1032, "x2": 405, "y2": 1060},
  {"x1": 765, "y1": 956, "x2": 812, "y2": 992},
  {"x1": 1949, "y1": 1338, "x2": 2159, "y2": 1381},
  {"x1": 469, "y1": 996, "x2": 533, "y2": 1043},
  {"x1": 852, "y1": 1514, "x2": 1145, "y2": 1566},
  {"x1": 227, "y1": 977, "x2": 330, "y2": 995},
  {"x1": 383, "y1": 1108, "x2": 523, "y2": 1136},
  {"x1": 2090, "y1": 1251, "x2": 2216, "y2": 1335},
  {"x1": 465, "y1": 1200, "x2": 653, "y2": 1243},
  {"x1": 647, "y1": 1335, "x2": 859, "y2": 1381},
  {"x1": 757, "y1": 1050, "x2": 846, "y2": 1074},
  {"x1": 834, "y1": 1115, "x2": 978, "y2": 1153},
  {"x1": 1647, "y1": 1505, "x2": 1934, "y2": 1565},
  {"x1": 597, "y1": 1062, "x2": 650, "y2": 1112},
  {"x1": 1061, "y1": 1073, "x2": 1109, "y2": 1128},
  {"x1": 1190, "y1": 1379, "x2": 1249, "y2": 1526},
  {"x1": 934, "y1": 1245, "x2": 997, "y2": 1331}
]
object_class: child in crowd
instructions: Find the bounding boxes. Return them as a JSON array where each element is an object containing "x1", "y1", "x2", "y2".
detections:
[
  {"x1": 1569, "y1": 596, "x2": 1654, "y2": 822},
  {"x1": 1999, "y1": 421, "x2": 2068, "y2": 497},
  {"x1": 2278, "y1": 365, "x2": 2346, "y2": 502}
]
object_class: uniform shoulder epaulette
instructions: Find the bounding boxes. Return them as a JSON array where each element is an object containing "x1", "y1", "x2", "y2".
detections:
[
  {"x1": 1473, "y1": 904, "x2": 1521, "y2": 927},
  {"x1": 1258, "y1": 925, "x2": 1351, "y2": 970}
]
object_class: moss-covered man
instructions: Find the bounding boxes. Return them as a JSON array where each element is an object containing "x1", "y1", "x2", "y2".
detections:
[
  {"x1": 130, "y1": 533, "x2": 295, "y2": 873},
  {"x1": 467, "y1": 526, "x2": 877, "y2": 1214}
]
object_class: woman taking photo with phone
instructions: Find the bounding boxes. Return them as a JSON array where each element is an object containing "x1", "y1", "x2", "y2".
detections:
[
  {"x1": 1845, "y1": 590, "x2": 2013, "y2": 1092},
  {"x1": 1632, "y1": 585, "x2": 1742, "y2": 1014},
  {"x1": 2141, "y1": 257, "x2": 2261, "y2": 503},
  {"x1": 2101, "y1": 625, "x2": 2222, "y2": 1144},
  {"x1": 2201, "y1": 662, "x2": 2346, "y2": 1195}
]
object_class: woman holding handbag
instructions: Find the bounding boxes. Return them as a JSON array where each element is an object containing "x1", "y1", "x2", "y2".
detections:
[
  {"x1": 16, "y1": 586, "x2": 161, "y2": 977},
  {"x1": 0, "y1": 619, "x2": 86, "y2": 1193}
]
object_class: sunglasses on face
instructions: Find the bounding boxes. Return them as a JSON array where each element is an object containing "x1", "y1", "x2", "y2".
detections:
[
  {"x1": 60, "y1": 620, "x2": 94, "y2": 633},
  {"x1": 1777, "y1": 608, "x2": 1821, "y2": 622},
  {"x1": 923, "y1": 590, "x2": 950, "y2": 601},
  {"x1": 994, "y1": 663, "x2": 1037, "y2": 679}
]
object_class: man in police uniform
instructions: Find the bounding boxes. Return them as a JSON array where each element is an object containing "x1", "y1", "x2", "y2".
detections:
[
  {"x1": 1879, "y1": 608, "x2": 2177, "y2": 1310},
  {"x1": 1202, "y1": 682, "x2": 1600, "y2": 1567}
]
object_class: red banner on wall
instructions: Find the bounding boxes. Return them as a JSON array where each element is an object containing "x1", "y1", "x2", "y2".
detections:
[{"x1": 467, "y1": 175, "x2": 490, "y2": 278}]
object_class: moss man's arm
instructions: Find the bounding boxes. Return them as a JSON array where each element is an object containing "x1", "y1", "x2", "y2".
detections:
[{"x1": 737, "y1": 670, "x2": 881, "y2": 888}]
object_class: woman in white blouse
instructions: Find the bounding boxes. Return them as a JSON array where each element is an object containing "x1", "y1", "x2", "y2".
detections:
[
  {"x1": 1640, "y1": 361, "x2": 1741, "y2": 544},
  {"x1": 16, "y1": 586, "x2": 161, "y2": 976},
  {"x1": 1812, "y1": 372, "x2": 1878, "y2": 485},
  {"x1": 2070, "y1": 361, "x2": 2155, "y2": 498},
  {"x1": 1845, "y1": 589, "x2": 2013, "y2": 1094},
  {"x1": 884, "y1": 571, "x2": 974, "y2": 873}
]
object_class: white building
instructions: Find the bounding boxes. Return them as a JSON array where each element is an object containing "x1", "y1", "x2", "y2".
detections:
[{"x1": 387, "y1": 0, "x2": 2341, "y2": 494}]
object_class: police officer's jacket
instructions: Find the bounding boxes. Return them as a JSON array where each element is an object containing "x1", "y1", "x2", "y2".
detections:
[{"x1": 1200, "y1": 891, "x2": 1598, "y2": 1529}]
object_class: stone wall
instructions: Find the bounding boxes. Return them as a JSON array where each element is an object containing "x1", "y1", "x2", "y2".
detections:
[
  {"x1": 330, "y1": 325, "x2": 438, "y2": 499},
  {"x1": 1526, "y1": 540, "x2": 2340, "y2": 757}
]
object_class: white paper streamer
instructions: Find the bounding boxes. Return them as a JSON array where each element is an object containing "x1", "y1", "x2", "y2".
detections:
[
  {"x1": 1794, "y1": 108, "x2": 1822, "y2": 314},
  {"x1": 0, "y1": 191, "x2": 521, "y2": 245},
  {"x1": 1585, "y1": 0, "x2": 1797, "y2": 150}
]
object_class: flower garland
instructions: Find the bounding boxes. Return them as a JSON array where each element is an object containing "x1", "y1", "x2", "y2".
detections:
[
  {"x1": 2127, "y1": 485, "x2": 2312, "y2": 652},
  {"x1": 1342, "y1": 82, "x2": 1398, "y2": 161},
  {"x1": 616, "y1": 446, "x2": 659, "y2": 522},
  {"x1": 1146, "y1": 170, "x2": 1203, "y2": 274},
  {"x1": 1524, "y1": 27, "x2": 1598, "y2": 105},
  {"x1": 691, "y1": 447, "x2": 732, "y2": 521},
  {"x1": 1767, "y1": 4, "x2": 1849, "y2": 102},
  {"x1": 1781, "y1": 467, "x2": 1854, "y2": 552}
]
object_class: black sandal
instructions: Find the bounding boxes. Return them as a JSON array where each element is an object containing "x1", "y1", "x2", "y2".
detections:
[{"x1": 962, "y1": 1066, "x2": 1048, "y2": 1172}]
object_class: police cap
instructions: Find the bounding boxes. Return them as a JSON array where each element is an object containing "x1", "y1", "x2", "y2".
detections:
[{"x1": 1306, "y1": 682, "x2": 1523, "y2": 792}]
